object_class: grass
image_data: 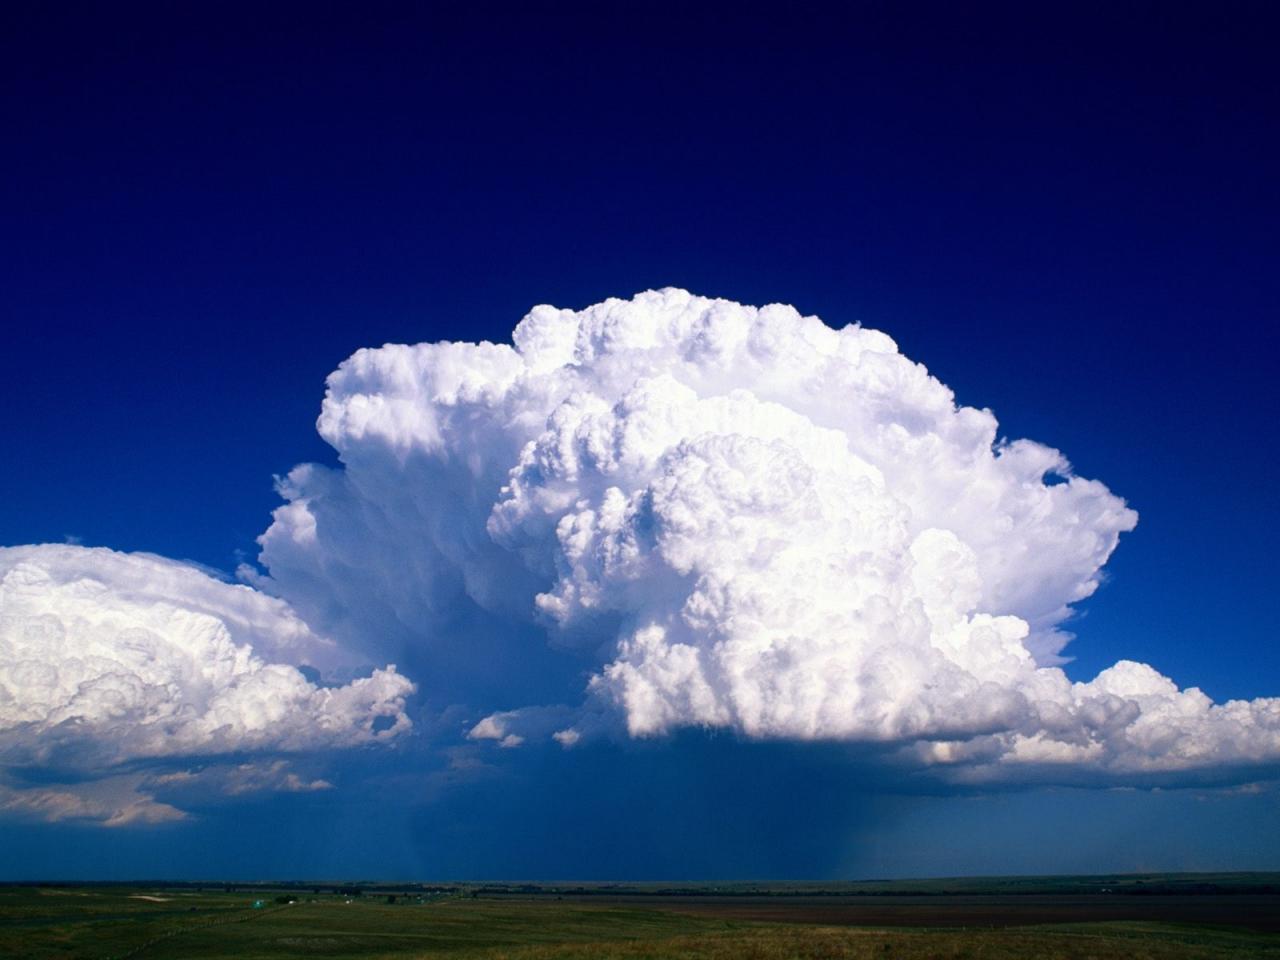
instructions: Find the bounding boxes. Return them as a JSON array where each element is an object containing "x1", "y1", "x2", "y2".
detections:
[
  {"x1": 489, "y1": 923, "x2": 1280, "y2": 959},
  {"x1": 3, "y1": 887, "x2": 1278, "y2": 960}
]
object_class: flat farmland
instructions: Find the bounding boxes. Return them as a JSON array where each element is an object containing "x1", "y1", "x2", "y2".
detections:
[{"x1": 3, "y1": 879, "x2": 1280, "y2": 959}]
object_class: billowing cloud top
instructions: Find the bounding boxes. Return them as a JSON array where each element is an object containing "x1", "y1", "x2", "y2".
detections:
[
  {"x1": 251, "y1": 289, "x2": 1280, "y2": 780},
  {"x1": 0, "y1": 545, "x2": 413, "y2": 772}
]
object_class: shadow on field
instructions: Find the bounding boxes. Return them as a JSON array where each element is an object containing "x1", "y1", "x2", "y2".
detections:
[{"x1": 528, "y1": 893, "x2": 1280, "y2": 933}]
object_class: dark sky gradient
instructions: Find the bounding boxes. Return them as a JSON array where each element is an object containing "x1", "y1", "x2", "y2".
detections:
[
  {"x1": 2, "y1": 3, "x2": 1277, "y2": 878},
  {"x1": 5, "y1": 735, "x2": 1280, "y2": 880}
]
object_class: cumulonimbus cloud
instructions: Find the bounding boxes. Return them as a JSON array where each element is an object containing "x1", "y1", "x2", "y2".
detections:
[
  {"x1": 0, "y1": 545, "x2": 414, "y2": 773},
  {"x1": 248, "y1": 289, "x2": 1280, "y2": 781}
]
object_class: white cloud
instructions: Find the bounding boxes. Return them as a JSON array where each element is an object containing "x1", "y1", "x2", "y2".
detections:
[
  {"x1": 916, "y1": 660, "x2": 1280, "y2": 779},
  {"x1": 0, "y1": 545, "x2": 414, "y2": 774},
  {"x1": 247, "y1": 288, "x2": 1279, "y2": 780},
  {"x1": 467, "y1": 705, "x2": 575, "y2": 747},
  {"x1": 468, "y1": 714, "x2": 511, "y2": 741}
]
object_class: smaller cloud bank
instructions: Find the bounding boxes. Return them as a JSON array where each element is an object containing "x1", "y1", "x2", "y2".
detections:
[
  {"x1": 0, "y1": 761, "x2": 335, "y2": 829},
  {"x1": 0, "y1": 776, "x2": 187, "y2": 828},
  {"x1": 0, "y1": 545, "x2": 413, "y2": 823}
]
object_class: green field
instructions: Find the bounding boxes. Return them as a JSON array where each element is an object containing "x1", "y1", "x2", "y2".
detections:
[{"x1": 4, "y1": 882, "x2": 1279, "y2": 960}]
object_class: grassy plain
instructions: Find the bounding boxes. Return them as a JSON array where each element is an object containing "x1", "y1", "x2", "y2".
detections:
[{"x1": 3, "y1": 879, "x2": 1279, "y2": 960}]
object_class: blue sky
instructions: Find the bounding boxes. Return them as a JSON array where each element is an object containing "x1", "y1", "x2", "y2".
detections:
[{"x1": 1, "y1": 4, "x2": 1278, "y2": 879}]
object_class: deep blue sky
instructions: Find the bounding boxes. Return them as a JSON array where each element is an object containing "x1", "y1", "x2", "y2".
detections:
[{"x1": 2, "y1": 3, "x2": 1278, "y2": 878}]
